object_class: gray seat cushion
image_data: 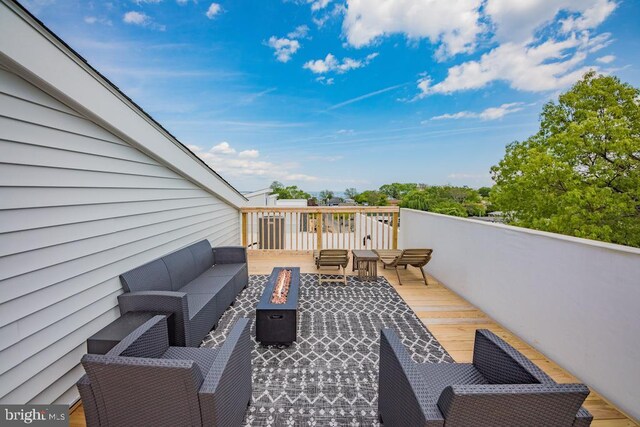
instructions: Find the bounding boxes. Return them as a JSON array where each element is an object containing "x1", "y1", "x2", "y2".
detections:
[
  {"x1": 161, "y1": 347, "x2": 219, "y2": 375},
  {"x1": 201, "y1": 263, "x2": 246, "y2": 277},
  {"x1": 417, "y1": 363, "x2": 488, "y2": 404},
  {"x1": 180, "y1": 274, "x2": 229, "y2": 295}
]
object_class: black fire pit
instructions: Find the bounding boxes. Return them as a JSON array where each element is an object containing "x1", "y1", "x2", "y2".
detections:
[{"x1": 256, "y1": 267, "x2": 300, "y2": 346}]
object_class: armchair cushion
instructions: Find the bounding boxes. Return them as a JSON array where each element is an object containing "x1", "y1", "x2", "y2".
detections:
[
  {"x1": 161, "y1": 346, "x2": 219, "y2": 375},
  {"x1": 417, "y1": 363, "x2": 488, "y2": 402}
]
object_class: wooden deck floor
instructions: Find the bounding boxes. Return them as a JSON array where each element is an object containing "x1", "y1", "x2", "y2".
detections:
[{"x1": 70, "y1": 252, "x2": 637, "y2": 426}]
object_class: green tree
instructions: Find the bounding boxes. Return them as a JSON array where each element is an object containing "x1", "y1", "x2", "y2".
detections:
[
  {"x1": 344, "y1": 187, "x2": 359, "y2": 199},
  {"x1": 379, "y1": 183, "x2": 418, "y2": 199},
  {"x1": 478, "y1": 186, "x2": 492, "y2": 198},
  {"x1": 491, "y1": 72, "x2": 640, "y2": 247},
  {"x1": 354, "y1": 190, "x2": 388, "y2": 206},
  {"x1": 270, "y1": 181, "x2": 311, "y2": 200},
  {"x1": 319, "y1": 190, "x2": 334, "y2": 203},
  {"x1": 399, "y1": 185, "x2": 485, "y2": 217}
]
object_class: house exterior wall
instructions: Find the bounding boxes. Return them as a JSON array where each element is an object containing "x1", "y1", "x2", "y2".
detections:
[
  {"x1": 0, "y1": 65, "x2": 240, "y2": 405},
  {"x1": 399, "y1": 208, "x2": 640, "y2": 421}
]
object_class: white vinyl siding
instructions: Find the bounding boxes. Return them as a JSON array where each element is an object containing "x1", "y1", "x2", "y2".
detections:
[{"x1": 0, "y1": 67, "x2": 240, "y2": 405}]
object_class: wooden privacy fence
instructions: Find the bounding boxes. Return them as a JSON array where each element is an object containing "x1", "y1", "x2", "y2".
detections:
[{"x1": 240, "y1": 206, "x2": 399, "y2": 252}]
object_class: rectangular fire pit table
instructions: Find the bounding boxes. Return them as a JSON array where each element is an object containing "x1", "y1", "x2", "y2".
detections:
[{"x1": 256, "y1": 267, "x2": 300, "y2": 346}]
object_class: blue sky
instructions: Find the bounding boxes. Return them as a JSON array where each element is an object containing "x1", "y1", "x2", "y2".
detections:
[{"x1": 24, "y1": 0, "x2": 640, "y2": 192}]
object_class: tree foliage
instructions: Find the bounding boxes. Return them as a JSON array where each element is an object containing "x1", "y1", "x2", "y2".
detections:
[
  {"x1": 379, "y1": 182, "x2": 419, "y2": 199},
  {"x1": 354, "y1": 190, "x2": 389, "y2": 206},
  {"x1": 400, "y1": 186, "x2": 485, "y2": 217},
  {"x1": 477, "y1": 186, "x2": 492, "y2": 198},
  {"x1": 269, "y1": 181, "x2": 311, "y2": 200},
  {"x1": 319, "y1": 189, "x2": 334, "y2": 202},
  {"x1": 344, "y1": 187, "x2": 359, "y2": 199},
  {"x1": 491, "y1": 72, "x2": 640, "y2": 247}
]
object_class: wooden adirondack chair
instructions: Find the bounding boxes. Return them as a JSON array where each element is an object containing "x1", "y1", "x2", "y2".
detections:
[
  {"x1": 313, "y1": 249, "x2": 349, "y2": 285},
  {"x1": 376, "y1": 249, "x2": 433, "y2": 286}
]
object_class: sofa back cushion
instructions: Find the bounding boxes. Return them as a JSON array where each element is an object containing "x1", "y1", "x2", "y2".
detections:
[
  {"x1": 163, "y1": 248, "x2": 198, "y2": 291},
  {"x1": 188, "y1": 240, "x2": 214, "y2": 273},
  {"x1": 120, "y1": 259, "x2": 172, "y2": 292}
]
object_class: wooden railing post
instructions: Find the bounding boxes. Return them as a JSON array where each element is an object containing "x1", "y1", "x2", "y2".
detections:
[
  {"x1": 392, "y1": 211, "x2": 399, "y2": 249},
  {"x1": 241, "y1": 212, "x2": 248, "y2": 247},
  {"x1": 316, "y1": 211, "x2": 323, "y2": 251}
]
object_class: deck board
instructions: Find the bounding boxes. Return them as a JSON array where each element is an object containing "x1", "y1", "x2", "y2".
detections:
[{"x1": 69, "y1": 251, "x2": 637, "y2": 426}]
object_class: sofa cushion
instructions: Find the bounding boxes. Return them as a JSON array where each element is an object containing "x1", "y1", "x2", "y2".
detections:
[
  {"x1": 120, "y1": 259, "x2": 172, "y2": 292},
  {"x1": 163, "y1": 248, "x2": 198, "y2": 291},
  {"x1": 201, "y1": 263, "x2": 246, "y2": 278},
  {"x1": 417, "y1": 363, "x2": 488, "y2": 404},
  {"x1": 180, "y1": 274, "x2": 229, "y2": 294},
  {"x1": 162, "y1": 347, "x2": 219, "y2": 375},
  {"x1": 188, "y1": 240, "x2": 214, "y2": 275}
]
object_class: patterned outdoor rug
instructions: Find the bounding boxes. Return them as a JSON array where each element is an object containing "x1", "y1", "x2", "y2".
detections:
[{"x1": 202, "y1": 273, "x2": 453, "y2": 426}]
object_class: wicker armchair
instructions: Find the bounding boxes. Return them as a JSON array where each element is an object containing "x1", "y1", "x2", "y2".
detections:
[
  {"x1": 78, "y1": 315, "x2": 252, "y2": 427},
  {"x1": 378, "y1": 328, "x2": 592, "y2": 426}
]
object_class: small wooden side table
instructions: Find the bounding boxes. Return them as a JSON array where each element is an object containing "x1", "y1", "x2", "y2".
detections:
[{"x1": 352, "y1": 249, "x2": 378, "y2": 281}]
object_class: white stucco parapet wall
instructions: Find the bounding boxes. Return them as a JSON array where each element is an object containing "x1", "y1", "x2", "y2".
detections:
[{"x1": 399, "y1": 208, "x2": 640, "y2": 421}]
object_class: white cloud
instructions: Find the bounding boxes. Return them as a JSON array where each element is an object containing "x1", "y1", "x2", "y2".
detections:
[
  {"x1": 288, "y1": 25, "x2": 310, "y2": 39},
  {"x1": 267, "y1": 37, "x2": 301, "y2": 62},
  {"x1": 430, "y1": 102, "x2": 525, "y2": 121},
  {"x1": 417, "y1": 34, "x2": 602, "y2": 96},
  {"x1": 84, "y1": 16, "x2": 112, "y2": 25},
  {"x1": 303, "y1": 52, "x2": 378, "y2": 74},
  {"x1": 133, "y1": 0, "x2": 162, "y2": 4},
  {"x1": 311, "y1": 0, "x2": 331, "y2": 11},
  {"x1": 316, "y1": 76, "x2": 335, "y2": 85},
  {"x1": 123, "y1": 11, "x2": 165, "y2": 30},
  {"x1": 206, "y1": 3, "x2": 222, "y2": 19},
  {"x1": 123, "y1": 11, "x2": 148, "y2": 25},
  {"x1": 596, "y1": 54, "x2": 615, "y2": 64},
  {"x1": 342, "y1": 0, "x2": 484, "y2": 58},
  {"x1": 210, "y1": 141, "x2": 236, "y2": 154},
  {"x1": 176, "y1": 0, "x2": 189, "y2": 4},
  {"x1": 485, "y1": 0, "x2": 616, "y2": 43},
  {"x1": 189, "y1": 143, "x2": 317, "y2": 181},
  {"x1": 239, "y1": 149, "x2": 260, "y2": 158},
  {"x1": 560, "y1": 0, "x2": 618, "y2": 33}
]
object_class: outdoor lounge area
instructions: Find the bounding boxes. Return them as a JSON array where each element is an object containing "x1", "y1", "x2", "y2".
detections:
[
  {"x1": 1, "y1": 1, "x2": 639, "y2": 426},
  {"x1": 67, "y1": 251, "x2": 637, "y2": 426}
]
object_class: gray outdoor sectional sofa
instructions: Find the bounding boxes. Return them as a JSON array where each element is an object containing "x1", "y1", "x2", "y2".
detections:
[
  {"x1": 378, "y1": 328, "x2": 593, "y2": 427},
  {"x1": 118, "y1": 240, "x2": 248, "y2": 347},
  {"x1": 78, "y1": 315, "x2": 252, "y2": 427}
]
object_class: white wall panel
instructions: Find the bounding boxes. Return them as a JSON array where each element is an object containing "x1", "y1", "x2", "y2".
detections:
[
  {"x1": 0, "y1": 66, "x2": 241, "y2": 406},
  {"x1": 400, "y1": 209, "x2": 640, "y2": 420}
]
